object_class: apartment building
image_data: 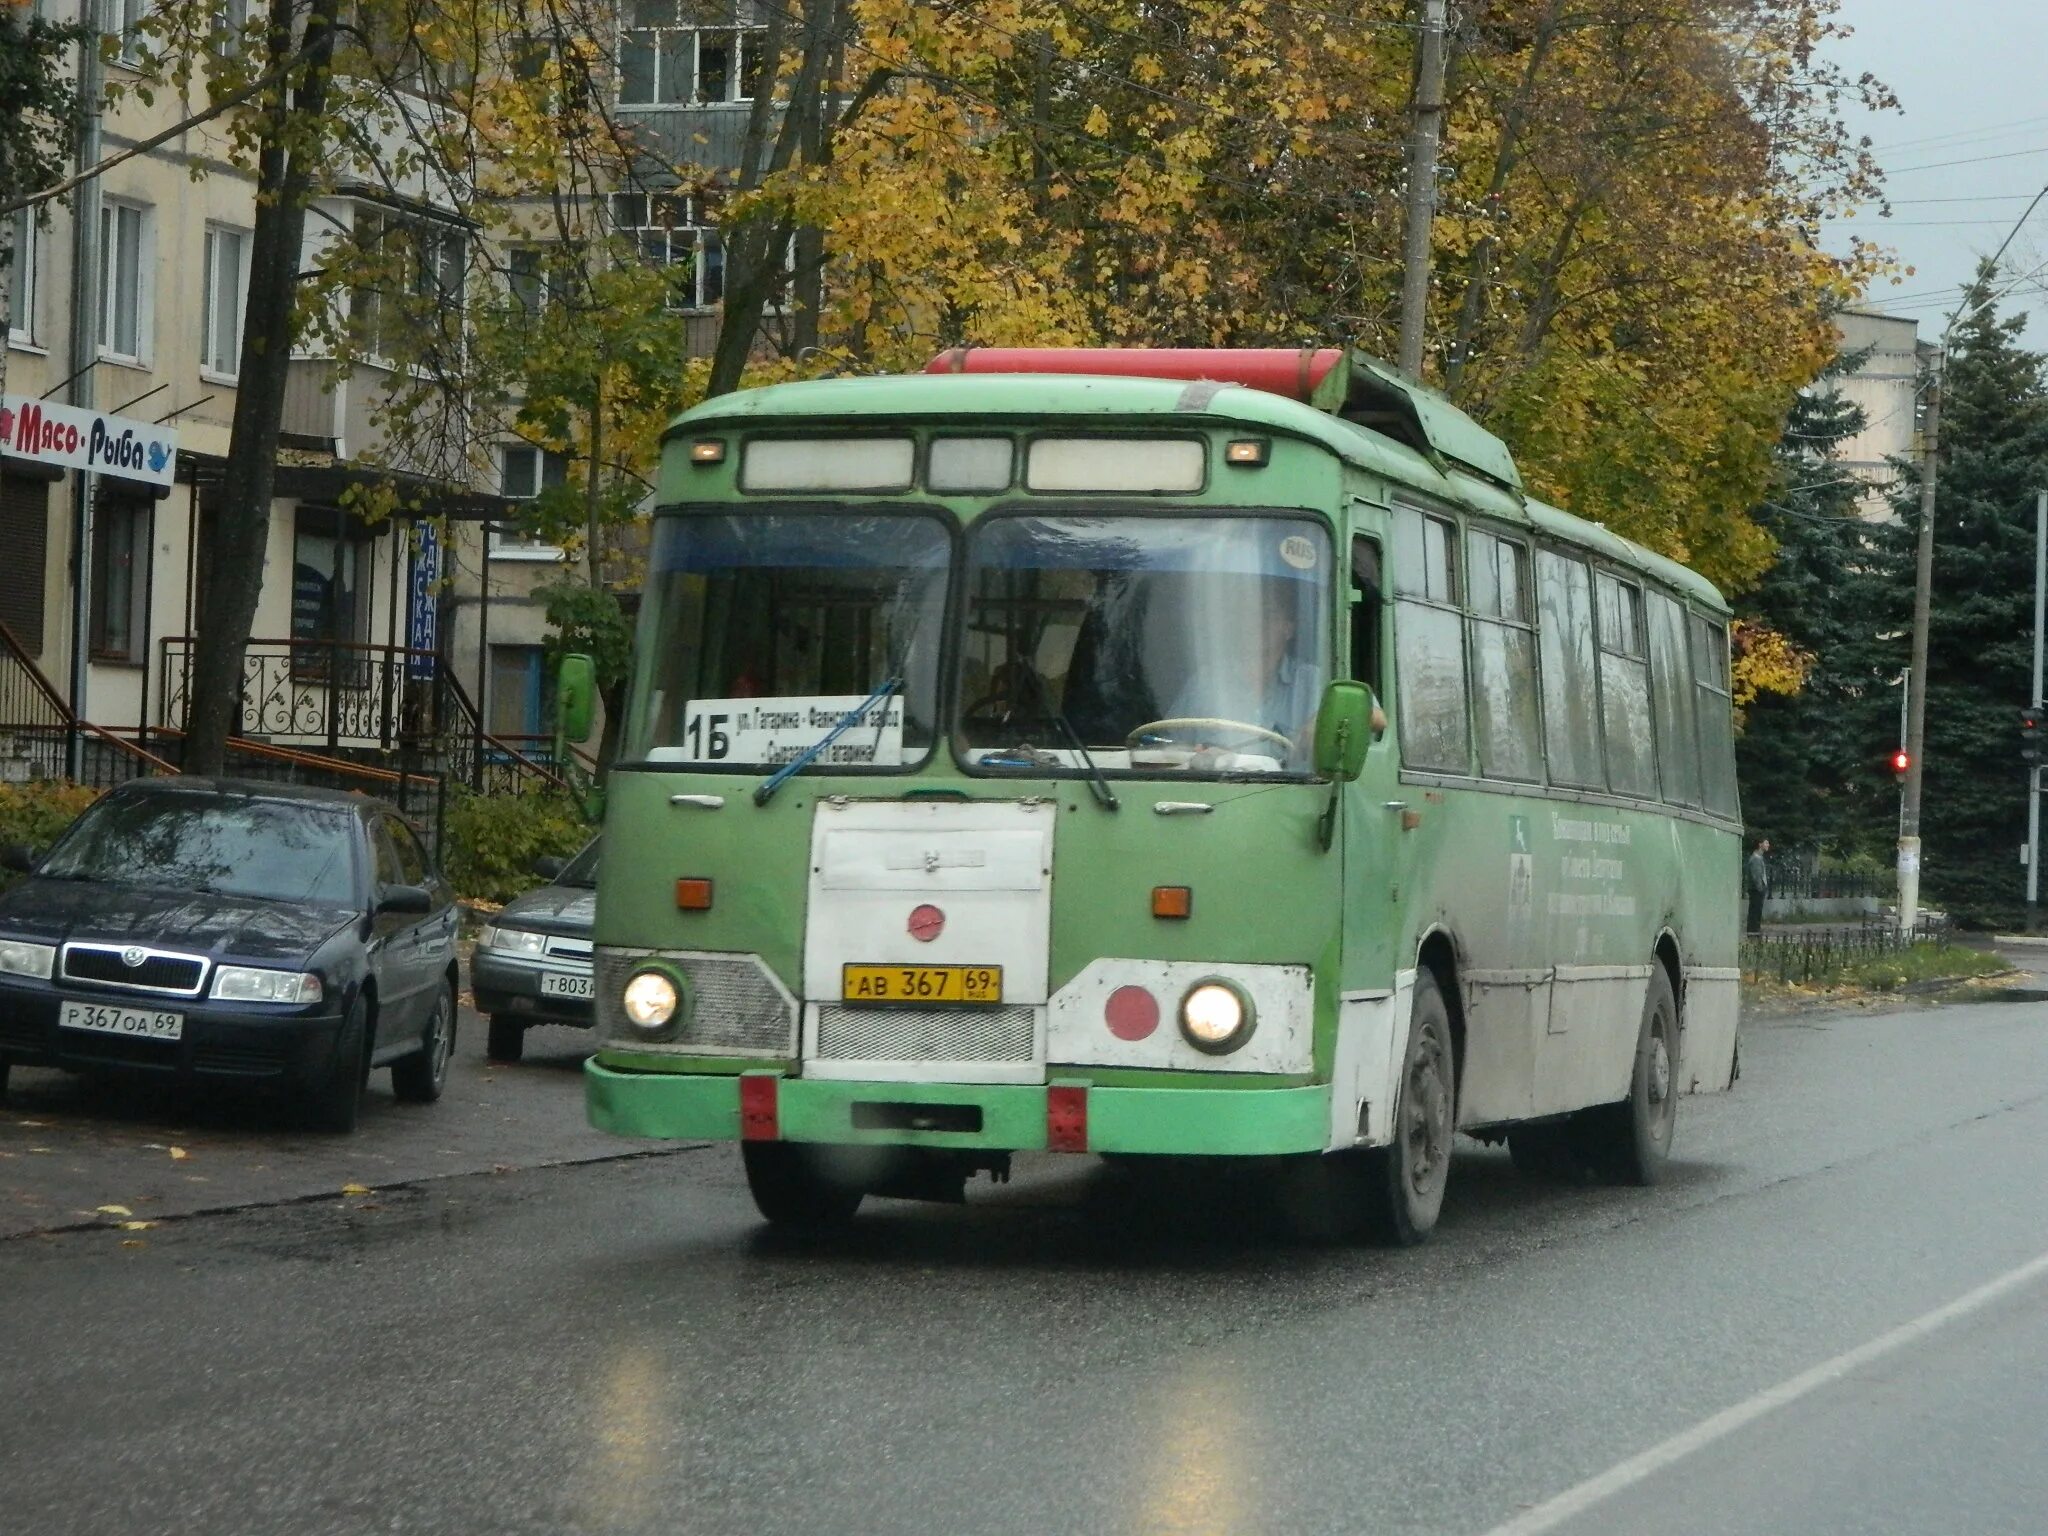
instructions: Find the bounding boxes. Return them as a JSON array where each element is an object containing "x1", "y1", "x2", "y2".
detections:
[
  {"x1": 0, "y1": 1, "x2": 536, "y2": 779},
  {"x1": 1833, "y1": 306, "x2": 1929, "y2": 523}
]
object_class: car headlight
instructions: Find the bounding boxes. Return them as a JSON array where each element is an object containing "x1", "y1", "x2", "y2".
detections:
[
  {"x1": 210, "y1": 966, "x2": 324, "y2": 1005},
  {"x1": 481, "y1": 925, "x2": 547, "y2": 957},
  {"x1": 0, "y1": 938, "x2": 54, "y2": 981},
  {"x1": 1179, "y1": 980, "x2": 1254, "y2": 1055},
  {"x1": 621, "y1": 969, "x2": 680, "y2": 1031}
]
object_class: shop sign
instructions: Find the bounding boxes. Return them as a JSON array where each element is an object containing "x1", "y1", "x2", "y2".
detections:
[{"x1": 0, "y1": 394, "x2": 178, "y2": 488}]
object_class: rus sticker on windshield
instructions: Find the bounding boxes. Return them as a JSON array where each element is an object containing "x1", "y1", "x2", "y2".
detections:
[{"x1": 663, "y1": 695, "x2": 906, "y2": 767}]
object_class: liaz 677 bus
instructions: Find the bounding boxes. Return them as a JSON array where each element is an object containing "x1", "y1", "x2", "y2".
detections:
[{"x1": 566, "y1": 346, "x2": 1740, "y2": 1242}]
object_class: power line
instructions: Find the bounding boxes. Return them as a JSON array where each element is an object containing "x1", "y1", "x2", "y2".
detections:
[
  {"x1": 1873, "y1": 112, "x2": 2048, "y2": 156},
  {"x1": 1887, "y1": 144, "x2": 2048, "y2": 176}
]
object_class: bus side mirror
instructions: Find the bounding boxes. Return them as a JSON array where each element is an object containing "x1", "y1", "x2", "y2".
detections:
[
  {"x1": 557, "y1": 653, "x2": 597, "y2": 745},
  {"x1": 1314, "y1": 680, "x2": 1374, "y2": 782}
]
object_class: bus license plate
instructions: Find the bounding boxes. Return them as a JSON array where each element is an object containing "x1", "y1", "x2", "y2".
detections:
[
  {"x1": 842, "y1": 965, "x2": 1004, "y2": 1004},
  {"x1": 59, "y1": 1000, "x2": 184, "y2": 1041}
]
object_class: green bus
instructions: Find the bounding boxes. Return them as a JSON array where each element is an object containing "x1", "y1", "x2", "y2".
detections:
[{"x1": 572, "y1": 346, "x2": 1741, "y2": 1242}]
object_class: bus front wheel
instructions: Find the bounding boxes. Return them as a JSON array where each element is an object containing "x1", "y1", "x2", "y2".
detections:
[
  {"x1": 741, "y1": 1142, "x2": 866, "y2": 1229},
  {"x1": 1365, "y1": 969, "x2": 1457, "y2": 1245}
]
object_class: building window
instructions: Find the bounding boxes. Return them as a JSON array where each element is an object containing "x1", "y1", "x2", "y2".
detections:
[
  {"x1": 210, "y1": 0, "x2": 247, "y2": 59},
  {"x1": 609, "y1": 192, "x2": 724, "y2": 311},
  {"x1": 201, "y1": 224, "x2": 247, "y2": 380},
  {"x1": 90, "y1": 493, "x2": 151, "y2": 663},
  {"x1": 489, "y1": 645, "x2": 547, "y2": 737},
  {"x1": 292, "y1": 509, "x2": 373, "y2": 682},
  {"x1": 349, "y1": 205, "x2": 465, "y2": 364},
  {"x1": 98, "y1": 200, "x2": 151, "y2": 365},
  {"x1": 495, "y1": 444, "x2": 569, "y2": 559},
  {"x1": 7, "y1": 209, "x2": 38, "y2": 347},
  {"x1": 104, "y1": 0, "x2": 148, "y2": 66},
  {"x1": 619, "y1": 1, "x2": 767, "y2": 106}
]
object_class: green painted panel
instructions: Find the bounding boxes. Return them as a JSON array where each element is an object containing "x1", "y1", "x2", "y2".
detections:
[
  {"x1": 1088, "y1": 1084, "x2": 1329, "y2": 1156},
  {"x1": 585, "y1": 1063, "x2": 1330, "y2": 1157},
  {"x1": 586, "y1": 1060, "x2": 739, "y2": 1140}
]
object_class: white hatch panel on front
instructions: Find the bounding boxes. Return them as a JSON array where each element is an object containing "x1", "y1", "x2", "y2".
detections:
[{"x1": 803, "y1": 799, "x2": 1053, "y2": 1084}]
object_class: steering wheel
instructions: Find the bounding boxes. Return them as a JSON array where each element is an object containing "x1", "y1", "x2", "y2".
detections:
[{"x1": 1127, "y1": 717, "x2": 1295, "y2": 756}]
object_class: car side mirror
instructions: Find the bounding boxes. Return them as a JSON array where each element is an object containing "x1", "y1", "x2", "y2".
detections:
[
  {"x1": 376, "y1": 884, "x2": 434, "y2": 916},
  {"x1": 556, "y1": 653, "x2": 597, "y2": 746},
  {"x1": 533, "y1": 855, "x2": 567, "y2": 881},
  {"x1": 0, "y1": 844, "x2": 39, "y2": 874},
  {"x1": 1314, "y1": 680, "x2": 1375, "y2": 782}
]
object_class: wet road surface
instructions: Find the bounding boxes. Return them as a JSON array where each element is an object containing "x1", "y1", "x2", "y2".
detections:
[{"x1": 4, "y1": 996, "x2": 2048, "y2": 1535}]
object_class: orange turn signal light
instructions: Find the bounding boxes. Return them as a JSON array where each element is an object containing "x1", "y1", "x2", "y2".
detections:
[
  {"x1": 675, "y1": 877, "x2": 715, "y2": 911},
  {"x1": 690, "y1": 438, "x2": 727, "y2": 465},
  {"x1": 1151, "y1": 885, "x2": 1192, "y2": 919}
]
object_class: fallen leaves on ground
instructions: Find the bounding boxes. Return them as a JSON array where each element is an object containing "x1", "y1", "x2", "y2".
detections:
[{"x1": 340, "y1": 1182, "x2": 372, "y2": 1196}]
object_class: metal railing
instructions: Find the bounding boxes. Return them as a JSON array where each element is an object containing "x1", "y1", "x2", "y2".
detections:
[
  {"x1": 1740, "y1": 915, "x2": 1954, "y2": 985},
  {"x1": 1762, "y1": 857, "x2": 1892, "y2": 904},
  {"x1": 0, "y1": 619, "x2": 176, "y2": 788},
  {"x1": 159, "y1": 636, "x2": 445, "y2": 755}
]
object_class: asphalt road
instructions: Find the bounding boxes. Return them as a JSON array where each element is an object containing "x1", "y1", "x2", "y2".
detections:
[{"x1": 5, "y1": 995, "x2": 2048, "y2": 1536}]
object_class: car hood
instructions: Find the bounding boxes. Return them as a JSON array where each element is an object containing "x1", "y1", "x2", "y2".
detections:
[
  {"x1": 0, "y1": 879, "x2": 357, "y2": 965},
  {"x1": 495, "y1": 883, "x2": 596, "y2": 938}
]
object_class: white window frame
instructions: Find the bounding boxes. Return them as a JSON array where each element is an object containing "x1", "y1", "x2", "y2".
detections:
[
  {"x1": 105, "y1": 0, "x2": 149, "y2": 68},
  {"x1": 609, "y1": 191, "x2": 728, "y2": 313},
  {"x1": 349, "y1": 204, "x2": 466, "y2": 369},
  {"x1": 201, "y1": 222, "x2": 250, "y2": 383},
  {"x1": 7, "y1": 209, "x2": 40, "y2": 350},
  {"x1": 494, "y1": 444, "x2": 569, "y2": 561},
  {"x1": 618, "y1": 1, "x2": 768, "y2": 107},
  {"x1": 97, "y1": 198, "x2": 154, "y2": 368}
]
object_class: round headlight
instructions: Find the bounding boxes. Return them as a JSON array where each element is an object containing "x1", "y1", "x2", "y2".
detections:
[
  {"x1": 621, "y1": 969, "x2": 680, "y2": 1030},
  {"x1": 1180, "y1": 981, "x2": 1253, "y2": 1054}
]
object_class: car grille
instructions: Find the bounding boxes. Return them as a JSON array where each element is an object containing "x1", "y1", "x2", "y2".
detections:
[
  {"x1": 61, "y1": 945, "x2": 207, "y2": 996},
  {"x1": 192, "y1": 1042, "x2": 290, "y2": 1077},
  {"x1": 815, "y1": 1005, "x2": 1036, "y2": 1064},
  {"x1": 543, "y1": 934, "x2": 593, "y2": 965},
  {"x1": 595, "y1": 948, "x2": 796, "y2": 1056}
]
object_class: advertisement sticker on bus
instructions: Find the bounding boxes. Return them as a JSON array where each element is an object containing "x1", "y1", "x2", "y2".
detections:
[{"x1": 663, "y1": 695, "x2": 905, "y2": 766}]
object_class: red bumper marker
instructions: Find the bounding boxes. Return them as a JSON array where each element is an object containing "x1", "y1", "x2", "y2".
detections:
[
  {"x1": 739, "y1": 1074, "x2": 780, "y2": 1141},
  {"x1": 1046, "y1": 1084, "x2": 1088, "y2": 1153}
]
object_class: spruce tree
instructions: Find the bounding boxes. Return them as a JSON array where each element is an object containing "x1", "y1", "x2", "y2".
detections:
[
  {"x1": 1906, "y1": 271, "x2": 2048, "y2": 926},
  {"x1": 1736, "y1": 365, "x2": 1909, "y2": 858}
]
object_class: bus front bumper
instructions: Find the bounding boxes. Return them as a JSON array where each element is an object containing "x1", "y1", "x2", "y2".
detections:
[{"x1": 585, "y1": 1060, "x2": 1330, "y2": 1158}]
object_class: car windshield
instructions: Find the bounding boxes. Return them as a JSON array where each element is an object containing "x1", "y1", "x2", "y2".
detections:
[
  {"x1": 556, "y1": 837, "x2": 600, "y2": 888},
  {"x1": 625, "y1": 511, "x2": 951, "y2": 771},
  {"x1": 956, "y1": 514, "x2": 1331, "y2": 775},
  {"x1": 40, "y1": 794, "x2": 358, "y2": 905}
]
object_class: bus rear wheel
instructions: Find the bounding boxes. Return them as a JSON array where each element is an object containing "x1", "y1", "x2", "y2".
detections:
[
  {"x1": 741, "y1": 1143, "x2": 866, "y2": 1229},
  {"x1": 1571, "y1": 967, "x2": 1679, "y2": 1185},
  {"x1": 1364, "y1": 968, "x2": 1457, "y2": 1245}
]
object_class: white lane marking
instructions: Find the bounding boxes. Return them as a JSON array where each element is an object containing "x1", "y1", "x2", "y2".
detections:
[{"x1": 1479, "y1": 1245, "x2": 2048, "y2": 1536}]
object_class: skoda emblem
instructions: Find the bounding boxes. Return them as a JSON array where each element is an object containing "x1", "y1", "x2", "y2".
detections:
[{"x1": 121, "y1": 947, "x2": 147, "y2": 968}]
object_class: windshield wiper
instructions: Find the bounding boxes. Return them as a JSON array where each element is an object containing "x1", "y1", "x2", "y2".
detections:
[
  {"x1": 754, "y1": 675, "x2": 902, "y2": 807},
  {"x1": 1012, "y1": 668, "x2": 1117, "y2": 812}
]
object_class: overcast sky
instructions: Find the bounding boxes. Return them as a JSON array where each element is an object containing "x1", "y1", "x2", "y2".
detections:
[{"x1": 1823, "y1": 0, "x2": 2048, "y2": 340}]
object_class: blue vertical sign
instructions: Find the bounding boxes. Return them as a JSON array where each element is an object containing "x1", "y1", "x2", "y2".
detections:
[{"x1": 406, "y1": 522, "x2": 441, "y2": 678}]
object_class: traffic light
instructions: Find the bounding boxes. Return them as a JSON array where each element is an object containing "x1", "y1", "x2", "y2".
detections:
[
  {"x1": 1891, "y1": 748, "x2": 1910, "y2": 783},
  {"x1": 2024, "y1": 708, "x2": 2043, "y2": 765}
]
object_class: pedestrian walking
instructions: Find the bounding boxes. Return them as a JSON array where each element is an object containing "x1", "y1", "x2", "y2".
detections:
[{"x1": 1745, "y1": 837, "x2": 1771, "y2": 938}]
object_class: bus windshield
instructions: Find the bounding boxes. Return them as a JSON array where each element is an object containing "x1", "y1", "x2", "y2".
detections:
[
  {"x1": 626, "y1": 511, "x2": 951, "y2": 769},
  {"x1": 957, "y1": 514, "x2": 1331, "y2": 775}
]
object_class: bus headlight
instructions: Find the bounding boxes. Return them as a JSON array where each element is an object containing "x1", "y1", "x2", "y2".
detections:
[
  {"x1": 621, "y1": 969, "x2": 681, "y2": 1031},
  {"x1": 1179, "y1": 980, "x2": 1254, "y2": 1055}
]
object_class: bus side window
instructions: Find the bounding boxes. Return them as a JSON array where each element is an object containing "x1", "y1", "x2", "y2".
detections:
[{"x1": 1350, "y1": 534, "x2": 1384, "y2": 693}]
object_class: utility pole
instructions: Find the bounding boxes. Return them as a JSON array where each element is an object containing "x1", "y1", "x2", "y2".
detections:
[
  {"x1": 1398, "y1": 0, "x2": 1450, "y2": 380},
  {"x1": 1897, "y1": 354, "x2": 1941, "y2": 936},
  {"x1": 2030, "y1": 488, "x2": 2045, "y2": 917},
  {"x1": 65, "y1": 17, "x2": 104, "y2": 782}
]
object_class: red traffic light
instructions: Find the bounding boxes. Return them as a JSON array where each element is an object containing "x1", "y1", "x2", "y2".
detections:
[{"x1": 1891, "y1": 748, "x2": 1910, "y2": 779}]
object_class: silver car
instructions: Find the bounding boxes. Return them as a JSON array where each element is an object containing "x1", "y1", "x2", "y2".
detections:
[{"x1": 470, "y1": 838, "x2": 597, "y2": 1062}]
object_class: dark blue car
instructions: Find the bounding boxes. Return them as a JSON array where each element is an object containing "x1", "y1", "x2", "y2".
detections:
[{"x1": 0, "y1": 778, "x2": 459, "y2": 1131}]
